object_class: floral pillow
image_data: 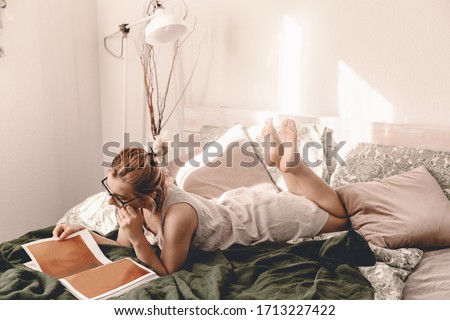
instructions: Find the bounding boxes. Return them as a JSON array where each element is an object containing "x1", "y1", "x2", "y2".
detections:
[
  {"x1": 358, "y1": 245, "x2": 423, "y2": 300},
  {"x1": 330, "y1": 142, "x2": 450, "y2": 200},
  {"x1": 291, "y1": 231, "x2": 423, "y2": 300},
  {"x1": 58, "y1": 192, "x2": 118, "y2": 236}
]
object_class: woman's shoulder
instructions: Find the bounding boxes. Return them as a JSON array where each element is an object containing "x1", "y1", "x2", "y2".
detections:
[
  {"x1": 162, "y1": 196, "x2": 199, "y2": 240},
  {"x1": 165, "y1": 183, "x2": 196, "y2": 202},
  {"x1": 163, "y1": 183, "x2": 203, "y2": 216},
  {"x1": 164, "y1": 202, "x2": 198, "y2": 223}
]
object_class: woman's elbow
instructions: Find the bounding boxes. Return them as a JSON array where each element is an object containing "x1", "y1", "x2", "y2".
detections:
[{"x1": 157, "y1": 264, "x2": 181, "y2": 276}]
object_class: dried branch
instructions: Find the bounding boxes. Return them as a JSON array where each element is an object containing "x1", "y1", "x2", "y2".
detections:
[
  {"x1": 150, "y1": 46, "x2": 161, "y2": 116},
  {"x1": 160, "y1": 41, "x2": 179, "y2": 118},
  {"x1": 136, "y1": 0, "x2": 199, "y2": 140},
  {"x1": 177, "y1": 15, "x2": 197, "y2": 48},
  {"x1": 138, "y1": 42, "x2": 158, "y2": 138},
  {"x1": 161, "y1": 30, "x2": 205, "y2": 129}
]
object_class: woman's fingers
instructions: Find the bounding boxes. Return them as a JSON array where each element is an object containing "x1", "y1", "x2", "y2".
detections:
[
  {"x1": 121, "y1": 206, "x2": 140, "y2": 221},
  {"x1": 59, "y1": 228, "x2": 71, "y2": 240},
  {"x1": 53, "y1": 224, "x2": 85, "y2": 240},
  {"x1": 125, "y1": 206, "x2": 137, "y2": 216},
  {"x1": 116, "y1": 212, "x2": 124, "y2": 226},
  {"x1": 118, "y1": 206, "x2": 143, "y2": 233},
  {"x1": 60, "y1": 225, "x2": 81, "y2": 240},
  {"x1": 52, "y1": 224, "x2": 65, "y2": 237},
  {"x1": 53, "y1": 224, "x2": 72, "y2": 239},
  {"x1": 119, "y1": 207, "x2": 132, "y2": 217}
]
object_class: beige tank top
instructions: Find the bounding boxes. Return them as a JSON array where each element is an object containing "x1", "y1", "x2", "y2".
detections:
[{"x1": 145, "y1": 184, "x2": 328, "y2": 251}]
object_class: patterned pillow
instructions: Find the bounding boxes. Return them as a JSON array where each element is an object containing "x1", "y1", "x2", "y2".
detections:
[
  {"x1": 330, "y1": 142, "x2": 450, "y2": 200},
  {"x1": 199, "y1": 126, "x2": 229, "y2": 148},
  {"x1": 291, "y1": 231, "x2": 423, "y2": 300},
  {"x1": 358, "y1": 244, "x2": 423, "y2": 300},
  {"x1": 58, "y1": 192, "x2": 118, "y2": 235}
]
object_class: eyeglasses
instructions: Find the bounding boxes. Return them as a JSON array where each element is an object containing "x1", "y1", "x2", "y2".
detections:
[{"x1": 101, "y1": 177, "x2": 140, "y2": 208}]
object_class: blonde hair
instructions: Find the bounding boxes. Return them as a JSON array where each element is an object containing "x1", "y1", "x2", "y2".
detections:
[{"x1": 110, "y1": 147, "x2": 166, "y2": 212}]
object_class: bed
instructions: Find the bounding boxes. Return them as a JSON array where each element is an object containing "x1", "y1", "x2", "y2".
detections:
[{"x1": 1, "y1": 105, "x2": 449, "y2": 300}]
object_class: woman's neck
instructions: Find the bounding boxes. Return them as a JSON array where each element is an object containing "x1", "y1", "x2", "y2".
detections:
[{"x1": 143, "y1": 208, "x2": 162, "y2": 235}]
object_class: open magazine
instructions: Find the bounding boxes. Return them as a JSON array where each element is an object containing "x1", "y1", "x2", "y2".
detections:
[{"x1": 22, "y1": 229, "x2": 159, "y2": 299}]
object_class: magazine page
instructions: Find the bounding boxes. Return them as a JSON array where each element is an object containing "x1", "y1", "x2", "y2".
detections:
[
  {"x1": 60, "y1": 258, "x2": 159, "y2": 300},
  {"x1": 22, "y1": 229, "x2": 111, "y2": 278}
]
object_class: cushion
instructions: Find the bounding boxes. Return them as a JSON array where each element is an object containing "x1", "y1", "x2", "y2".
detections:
[
  {"x1": 336, "y1": 166, "x2": 450, "y2": 249},
  {"x1": 166, "y1": 126, "x2": 231, "y2": 181},
  {"x1": 245, "y1": 122, "x2": 328, "y2": 191},
  {"x1": 175, "y1": 123, "x2": 279, "y2": 201},
  {"x1": 58, "y1": 192, "x2": 118, "y2": 235},
  {"x1": 166, "y1": 132, "x2": 203, "y2": 182},
  {"x1": 358, "y1": 245, "x2": 423, "y2": 300},
  {"x1": 330, "y1": 142, "x2": 450, "y2": 201}
]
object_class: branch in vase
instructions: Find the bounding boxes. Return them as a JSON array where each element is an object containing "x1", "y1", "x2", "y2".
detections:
[
  {"x1": 161, "y1": 29, "x2": 205, "y2": 129},
  {"x1": 136, "y1": 0, "x2": 200, "y2": 140}
]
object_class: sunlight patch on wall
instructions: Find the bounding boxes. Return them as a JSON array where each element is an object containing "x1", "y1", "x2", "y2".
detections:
[
  {"x1": 278, "y1": 15, "x2": 303, "y2": 115},
  {"x1": 338, "y1": 61, "x2": 394, "y2": 123},
  {"x1": 337, "y1": 61, "x2": 394, "y2": 142}
]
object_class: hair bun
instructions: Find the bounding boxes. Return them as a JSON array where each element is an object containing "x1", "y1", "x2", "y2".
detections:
[
  {"x1": 152, "y1": 136, "x2": 168, "y2": 157},
  {"x1": 147, "y1": 148, "x2": 158, "y2": 166}
]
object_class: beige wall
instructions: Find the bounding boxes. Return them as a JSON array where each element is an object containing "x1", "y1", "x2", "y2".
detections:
[
  {"x1": 181, "y1": 0, "x2": 450, "y2": 127},
  {"x1": 0, "y1": 0, "x2": 103, "y2": 242},
  {"x1": 1, "y1": 0, "x2": 447, "y2": 241},
  {"x1": 99, "y1": 0, "x2": 450, "y2": 148}
]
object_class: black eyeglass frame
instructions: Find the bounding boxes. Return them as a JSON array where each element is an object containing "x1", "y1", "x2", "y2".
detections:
[{"x1": 101, "y1": 177, "x2": 140, "y2": 208}]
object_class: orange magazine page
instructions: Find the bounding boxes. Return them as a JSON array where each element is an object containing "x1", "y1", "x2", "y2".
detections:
[
  {"x1": 60, "y1": 258, "x2": 158, "y2": 300},
  {"x1": 22, "y1": 229, "x2": 112, "y2": 278},
  {"x1": 22, "y1": 229, "x2": 158, "y2": 299}
]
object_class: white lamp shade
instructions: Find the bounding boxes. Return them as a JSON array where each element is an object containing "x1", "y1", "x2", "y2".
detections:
[{"x1": 145, "y1": 9, "x2": 188, "y2": 45}]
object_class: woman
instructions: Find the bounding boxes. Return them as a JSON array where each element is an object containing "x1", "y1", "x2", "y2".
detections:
[{"x1": 53, "y1": 119, "x2": 349, "y2": 275}]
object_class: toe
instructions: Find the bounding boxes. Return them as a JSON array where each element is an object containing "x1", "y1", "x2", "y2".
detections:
[
  {"x1": 281, "y1": 119, "x2": 289, "y2": 127},
  {"x1": 265, "y1": 117, "x2": 274, "y2": 126}
]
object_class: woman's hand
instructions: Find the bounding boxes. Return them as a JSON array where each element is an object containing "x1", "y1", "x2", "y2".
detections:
[
  {"x1": 116, "y1": 206, "x2": 145, "y2": 245},
  {"x1": 52, "y1": 224, "x2": 86, "y2": 240}
]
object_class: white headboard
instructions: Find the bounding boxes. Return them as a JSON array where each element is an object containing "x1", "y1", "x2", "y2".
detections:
[{"x1": 183, "y1": 105, "x2": 450, "y2": 152}]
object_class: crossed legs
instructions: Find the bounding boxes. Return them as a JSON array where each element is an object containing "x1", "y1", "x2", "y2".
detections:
[{"x1": 262, "y1": 118, "x2": 349, "y2": 233}]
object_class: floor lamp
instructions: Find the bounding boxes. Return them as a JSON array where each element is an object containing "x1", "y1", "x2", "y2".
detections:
[{"x1": 103, "y1": 0, "x2": 187, "y2": 135}]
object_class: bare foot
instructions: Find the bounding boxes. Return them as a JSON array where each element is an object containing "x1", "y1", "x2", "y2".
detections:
[
  {"x1": 279, "y1": 119, "x2": 302, "y2": 173},
  {"x1": 261, "y1": 118, "x2": 282, "y2": 167}
]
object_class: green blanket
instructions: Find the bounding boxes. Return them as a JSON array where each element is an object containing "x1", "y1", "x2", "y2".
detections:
[{"x1": 0, "y1": 226, "x2": 375, "y2": 300}]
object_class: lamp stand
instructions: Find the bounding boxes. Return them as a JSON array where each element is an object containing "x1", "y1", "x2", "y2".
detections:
[
  {"x1": 119, "y1": 24, "x2": 130, "y2": 135},
  {"x1": 103, "y1": 1, "x2": 188, "y2": 140},
  {"x1": 122, "y1": 34, "x2": 128, "y2": 135}
]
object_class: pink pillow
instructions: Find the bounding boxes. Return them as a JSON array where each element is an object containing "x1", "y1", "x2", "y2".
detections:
[
  {"x1": 336, "y1": 166, "x2": 450, "y2": 249},
  {"x1": 175, "y1": 124, "x2": 278, "y2": 201}
]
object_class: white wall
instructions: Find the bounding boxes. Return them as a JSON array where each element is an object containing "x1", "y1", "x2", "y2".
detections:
[
  {"x1": 96, "y1": 0, "x2": 199, "y2": 149},
  {"x1": 1, "y1": 0, "x2": 447, "y2": 241},
  {"x1": 97, "y1": 0, "x2": 148, "y2": 150},
  {"x1": 0, "y1": 0, "x2": 103, "y2": 242},
  {"x1": 98, "y1": 0, "x2": 450, "y2": 149},
  {"x1": 181, "y1": 0, "x2": 450, "y2": 126}
]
